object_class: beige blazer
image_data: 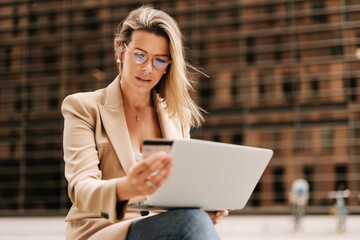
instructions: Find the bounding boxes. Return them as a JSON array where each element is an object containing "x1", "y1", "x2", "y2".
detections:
[{"x1": 61, "y1": 76, "x2": 190, "y2": 240}]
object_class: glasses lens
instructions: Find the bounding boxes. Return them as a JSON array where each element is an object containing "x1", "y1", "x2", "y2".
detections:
[
  {"x1": 153, "y1": 58, "x2": 169, "y2": 69},
  {"x1": 132, "y1": 52, "x2": 147, "y2": 64}
]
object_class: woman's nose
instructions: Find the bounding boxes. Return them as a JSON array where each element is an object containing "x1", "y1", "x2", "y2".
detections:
[{"x1": 141, "y1": 58, "x2": 153, "y2": 73}]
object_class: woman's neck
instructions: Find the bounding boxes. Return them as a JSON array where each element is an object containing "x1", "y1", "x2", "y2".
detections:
[{"x1": 120, "y1": 81, "x2": 152, "y2": 109}]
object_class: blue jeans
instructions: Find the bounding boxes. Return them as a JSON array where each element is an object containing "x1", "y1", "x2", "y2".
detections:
[{"x1": 126, "y1": 209, "x2": 221, "y2": 240}]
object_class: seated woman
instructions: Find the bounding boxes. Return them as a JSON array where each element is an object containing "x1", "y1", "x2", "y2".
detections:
[{"x1": 61, "y1": 5, "x2": 228, "y2": 240}]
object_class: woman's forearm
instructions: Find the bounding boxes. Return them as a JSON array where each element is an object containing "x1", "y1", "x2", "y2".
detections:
[{"x1": 116, "y1": 177, "x2": 133, "y2": 201}]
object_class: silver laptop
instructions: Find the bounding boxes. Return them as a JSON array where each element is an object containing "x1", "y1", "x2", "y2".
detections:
[{"x1": 129, "y1": 139, "x2": 273, "y2": 211}]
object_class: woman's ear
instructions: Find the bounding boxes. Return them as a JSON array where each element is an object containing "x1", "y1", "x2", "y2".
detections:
[{"x1": 116, "y1": 42, "x2": 124, "y2": 63}]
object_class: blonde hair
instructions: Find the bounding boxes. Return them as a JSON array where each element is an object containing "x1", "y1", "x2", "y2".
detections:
[{"x1": 114, "y1": 5, "x2": 203, "y2": 128}]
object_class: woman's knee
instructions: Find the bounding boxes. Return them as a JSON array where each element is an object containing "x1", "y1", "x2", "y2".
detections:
[
  {"x1": 127, "y1": 209, "x2": 220, "y2": 240},
  {"x1": 170, "y1": 209, "x2": 220, "y2": 239},
  {"x1": 175, "y1": 209, "x2": 211, "y2": 226}
]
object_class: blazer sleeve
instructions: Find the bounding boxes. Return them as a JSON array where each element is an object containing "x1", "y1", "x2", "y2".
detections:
[{"x1": 61, "y1": 93, "x2": 127, "y2": 223}]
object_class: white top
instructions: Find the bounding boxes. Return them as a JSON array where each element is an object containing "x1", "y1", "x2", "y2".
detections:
[{"x1": 133, "y1": 147, "x2": 143, "y2": 163}]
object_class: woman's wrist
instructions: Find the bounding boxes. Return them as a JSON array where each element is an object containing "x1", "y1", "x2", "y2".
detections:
[{"x1": 116, "y1": 177, "x2": 133, "y2": 201}]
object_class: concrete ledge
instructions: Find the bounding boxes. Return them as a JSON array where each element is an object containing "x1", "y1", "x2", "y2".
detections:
[{"x1": 1, "y1": 215, "x2": 359, "y2": 240}]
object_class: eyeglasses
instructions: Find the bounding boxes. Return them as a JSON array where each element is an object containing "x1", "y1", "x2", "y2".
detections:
[{"x1": 124, "y1": 44, "x2": 171, "y2": 70}]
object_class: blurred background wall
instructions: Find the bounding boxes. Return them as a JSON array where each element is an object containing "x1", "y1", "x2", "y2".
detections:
[{"x1": 0, "y1": 0, "x2": 359, "y2": 216}]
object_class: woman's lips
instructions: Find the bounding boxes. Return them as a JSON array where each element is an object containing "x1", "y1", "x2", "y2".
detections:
[{"x1": 136, "y1": 76, "x2": 151, "y2": 82}]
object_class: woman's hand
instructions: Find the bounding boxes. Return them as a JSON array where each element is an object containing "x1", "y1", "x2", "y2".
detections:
[
  {"x1": 206, "y1": 210, "x2": 229, "y2": 225},
  {"x1": 116, "y1": 152, "x2": 173, "y2": 201}
]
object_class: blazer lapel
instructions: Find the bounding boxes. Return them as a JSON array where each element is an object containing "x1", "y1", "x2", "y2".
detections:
[
  {"x1": 98, "y1": 76, "x2": 135, "y2": 174},
  {"x1": 155, "y1": 99, "x2": 183, "y2": 140}
]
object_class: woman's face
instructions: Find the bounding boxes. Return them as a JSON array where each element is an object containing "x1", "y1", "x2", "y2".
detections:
[{"x1": 120, "y1": 30, "x2": 170, "y2": 94}]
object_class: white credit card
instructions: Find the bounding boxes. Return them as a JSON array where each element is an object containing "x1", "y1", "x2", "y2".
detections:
[{"x1": 142, "y1": 139, "x2": 173, "y2": 158}]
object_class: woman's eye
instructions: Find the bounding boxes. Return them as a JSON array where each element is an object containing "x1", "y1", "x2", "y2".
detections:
[
  {"x1": 134, "y1": 52, "x2": 146, "y2": 59},
  {"x1": 155, "y1": 58, "x2": 168, "y2": 63}
]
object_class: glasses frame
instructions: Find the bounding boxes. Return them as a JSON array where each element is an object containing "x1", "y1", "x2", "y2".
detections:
[{"x1": 124, "y1": 44, "x2": 172, "y2": 70}]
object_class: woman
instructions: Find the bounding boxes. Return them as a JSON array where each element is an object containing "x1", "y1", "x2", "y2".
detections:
[{"x1": 61, "y1": 5, "x2": 228, "y2": 240}]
